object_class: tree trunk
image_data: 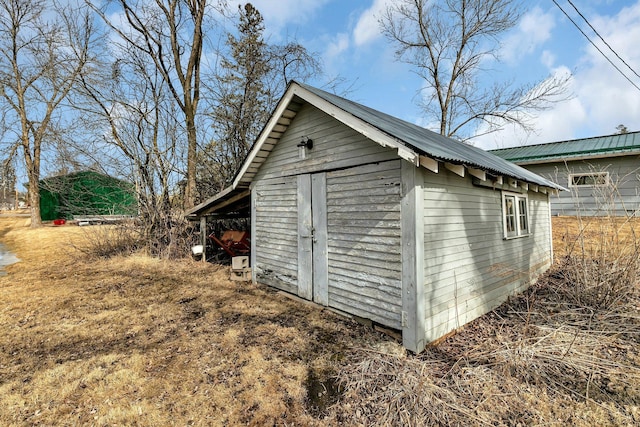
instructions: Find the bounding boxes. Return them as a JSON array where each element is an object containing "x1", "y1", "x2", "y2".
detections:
[
  {"x1": 27, "y1": 170, "x2": 42, "y2": 228},
  {"x1": 184, "y1": 114, "x2": 197, "y2": 208}
]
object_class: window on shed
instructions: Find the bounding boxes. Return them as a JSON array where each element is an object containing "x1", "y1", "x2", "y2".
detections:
[
  {"x1": 502, "y1": 192, "x2": 529, "y2": 239},
  {"x1": 568, "y1": 172, "x2": 609, "y2": 187}
]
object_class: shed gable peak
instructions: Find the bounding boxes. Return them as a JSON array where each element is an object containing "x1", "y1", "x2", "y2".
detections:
[{"x1": 232, "y1": 81, "x2": 562, "y2": 194}]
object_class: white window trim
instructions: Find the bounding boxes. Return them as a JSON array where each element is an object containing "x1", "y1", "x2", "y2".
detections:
[
  {"x1": 502, "y1": 191, "x2": 530, "y2": 240},
  {"x1": 568, "y1": 171, "x2": 609, "y2": 188}
]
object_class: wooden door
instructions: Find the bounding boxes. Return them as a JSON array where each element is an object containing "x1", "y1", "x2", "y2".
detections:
[
  {"x1": 297, "y1": 173, "x2": 329, "y2": 305},
  {"x1": 324, "y1": 161, "x2": 403, "y2": 328}
]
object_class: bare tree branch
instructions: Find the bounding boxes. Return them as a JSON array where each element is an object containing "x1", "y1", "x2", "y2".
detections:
[
  {"x1": 88, "y1": 0, "x2": 224, "y2": 208},
  {"x1": 380, "y1": 0, "x2": 571, "y2": 142}
]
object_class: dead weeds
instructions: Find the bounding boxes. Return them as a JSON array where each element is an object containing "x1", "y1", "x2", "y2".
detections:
[
  {"x1": 0, "y1": 216, "x2": 639, "y2": 426},
  {"x1": 325, "y1": 216, "x2": 640, "y2": 426},
  {"x1": 0, "y1": 219, "x2": 385, "y2": 426}
]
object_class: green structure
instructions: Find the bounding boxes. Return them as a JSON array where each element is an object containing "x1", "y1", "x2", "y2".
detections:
[{"x1": 39, "y1": 171, "x2": 137, "y2": 221}]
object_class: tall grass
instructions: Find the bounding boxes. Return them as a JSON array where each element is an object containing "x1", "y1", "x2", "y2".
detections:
[
  {"x1": 327, "y1": 182, "x2": 640, "y2": 426},
  {"x1": 73, "y1": 211, "x2": 198, "y2": 259}
]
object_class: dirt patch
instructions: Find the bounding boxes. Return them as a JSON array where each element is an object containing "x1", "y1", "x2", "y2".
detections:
[{"x1": 305, "y1": 367, "x2": 343, "y2": 417}]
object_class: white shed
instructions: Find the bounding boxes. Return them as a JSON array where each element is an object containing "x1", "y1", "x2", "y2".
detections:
[{"x1": 191, "y1": 82, "x2": 563, "y2": 353}]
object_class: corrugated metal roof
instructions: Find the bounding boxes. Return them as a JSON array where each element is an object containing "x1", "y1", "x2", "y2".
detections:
[
  {"x1": 299, "y1": 83, "x2": 562, "y2": 190},
  {"x1": 489, "y1": 131, "x2": 640, "y2": 163}
]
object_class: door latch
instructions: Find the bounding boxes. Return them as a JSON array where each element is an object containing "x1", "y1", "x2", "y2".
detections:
[{"x1": 301, "y1": 227, "x2": 316, "y2": 243}]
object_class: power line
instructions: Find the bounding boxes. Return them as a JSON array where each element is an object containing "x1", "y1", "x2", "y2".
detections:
[
  {"x1": 551, "y1": 0, "x2": 640, "y2": 92},
  {"x1": 565, "y1": 0, "x2": 640, "y2": 80}
]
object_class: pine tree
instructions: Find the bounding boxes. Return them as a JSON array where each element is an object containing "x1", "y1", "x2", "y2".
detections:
[{"x1": 200, "y1": 3, "x2": 271, "y2": 196}]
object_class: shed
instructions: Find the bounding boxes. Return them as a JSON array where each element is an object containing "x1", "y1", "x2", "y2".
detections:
[
  {"x1": 190, "y1": 82, "x2": 563, "y2": 353},
  {"x1": 39, "y1": 171, "x2": 137, "y2": 221},
  {"x1": 490, "y1": 131, "x2": 640, "y2": 216}
]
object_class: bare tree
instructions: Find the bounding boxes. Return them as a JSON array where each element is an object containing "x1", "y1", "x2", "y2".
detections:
[
  {"x1": 76, "y1": 37, "x2": 190, "y2": 256},
  {"x1": 266, "y1": 40, "x2": 322, "y2": 102},
  {"x1": 616, "y1": 124, "x2": 629, "y2": 134},
  {"x1": 88, "y1": 0, "x2": 225, "y2": 209},
  {"x1": 0, "y1": 0, "x2": 94, "y2": 227},
  {"x1": 380, "y1": 0, "x2": 570, "y2": 141}
]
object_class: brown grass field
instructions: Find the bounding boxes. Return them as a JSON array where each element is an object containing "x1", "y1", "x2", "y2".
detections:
[{"x1": 0, "y1": 216, "x2": 639, "y2": 426}]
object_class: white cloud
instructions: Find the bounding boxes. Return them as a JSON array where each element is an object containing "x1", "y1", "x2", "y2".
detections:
[
  {"x1": 540, "y1": 50, "x2": 556, "y2": 69},
  {"x1": 474, "y1": 97, "x2": 587, "y2": 150},
  {"x1": 502, "y1": 7, "x2": 555, "y2": 65},
  {"x1": 353, "y1": 0, "x2": 390, "y2": 46},
  {"x1": 476, "y1": 1, "x2": 640, "y2": 150},
  {"x1": 323, "y1": 32, "x2": 351, "y2": 72}
]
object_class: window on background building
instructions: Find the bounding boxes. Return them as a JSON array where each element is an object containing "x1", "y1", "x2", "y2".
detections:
[
  {"x1": 502, "y1": 192, "x2": 529, "y2": 239},
  {"x1": 568, "y1": 172, "x2": 609, "y2": 188}
]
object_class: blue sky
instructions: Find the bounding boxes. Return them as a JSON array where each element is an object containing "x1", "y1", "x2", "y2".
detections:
[{"x1": 238, "y1": 0, "x2": 640, "y2": 150}]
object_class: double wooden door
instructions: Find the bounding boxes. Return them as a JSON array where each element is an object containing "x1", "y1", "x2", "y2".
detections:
[{"x1": 254, "y1": 160, "x2": 403, "y2": 327}]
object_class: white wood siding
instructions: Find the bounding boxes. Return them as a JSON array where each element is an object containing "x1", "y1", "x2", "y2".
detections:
[
  {"x1": 253, "y1": 176, "x2": 299, "y2": 293},
  {"x1": 326, "y1": 161, "x2": 403, "y2": 328},
  {"x1": 421, "y1": 167, "x2": 552, "y2": 341},
  {"x1": 522, "y1": 157, "x2": 640, "y2": 216},
  {"x1": 253, "y1": 103, "x2": 398, "y2": 182}
]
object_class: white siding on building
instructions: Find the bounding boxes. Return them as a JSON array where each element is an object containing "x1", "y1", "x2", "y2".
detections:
[
  {"x1": 523, "y1": 157, "x2": 640, "y2": 216},
  {"x1": 252, "y1": 102, "x2": 402, "y2": 325},
  {"x1": 253, "y1": 103, "x2": 397, "y2": 182},
  {"x1": 421, "y1": 167, "x2": 552, "y2": 341},
  {"x1": 253, "y1": 176, "x2": 299, "y2": 293}
]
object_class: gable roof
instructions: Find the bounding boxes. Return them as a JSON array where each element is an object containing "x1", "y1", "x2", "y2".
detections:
[
  {"x1": 489, "y1": 131, "x2": 640, "y2": 164},
  {"x1": 188, "y1": 82, "x2": 562, "y2": 217}
]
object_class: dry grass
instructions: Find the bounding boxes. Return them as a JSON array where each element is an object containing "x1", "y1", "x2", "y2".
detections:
[
  {"x1": 0, "y1": 218, "x2": 384, "y2": 426},
  {"x1": 0, "y1": 216, "x2": 639, "y2": 426}
]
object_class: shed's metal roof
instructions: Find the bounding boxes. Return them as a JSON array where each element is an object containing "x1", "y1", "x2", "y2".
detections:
[
  {"x1": 299, "y1": 83, "x2": 562, "y2": 190},
  {"x1": 489, "y1": 131, "x2": 640, "y2": 164}
]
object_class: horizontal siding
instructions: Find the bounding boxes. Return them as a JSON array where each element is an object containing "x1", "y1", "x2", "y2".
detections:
[
  {"x1": 421, "y1": 167, "x2": 552, "y2": 342},
  {"x1": 524, "y1": 157, "x2": 640, "y2": 216},
  {"x1": 253, "y1": 103, "x2": 397, "y2": 181},
  {"x1": 254, "y1": 176, "x2": 299, "y2": 294},
  {"x1": 326, "y1": 161, "x2": 403, "y2": 328}
]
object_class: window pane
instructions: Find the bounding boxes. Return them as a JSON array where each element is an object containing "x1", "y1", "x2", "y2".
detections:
[
  {"x1": 518, "y1": 198, "x2": 528, "y2": 232},
  {"x1": 505, "y1": 196, "x2": 516, "y2": 233},
  {"x1": 570, "y1": 173, "x2": 608, "y2": 187}
]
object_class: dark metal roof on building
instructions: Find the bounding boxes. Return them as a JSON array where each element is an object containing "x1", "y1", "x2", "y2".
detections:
[
  {"x1": 299, "y1": 83, "x2": 562, "y2": 190},
  {"x1": 489, "y1": 131, "x2": 640, "y2": 164}
]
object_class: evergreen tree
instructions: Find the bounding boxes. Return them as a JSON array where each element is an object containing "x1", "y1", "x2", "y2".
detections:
[{"x1": 200, "y1": 3, "x2": 271, "y2": 196}]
